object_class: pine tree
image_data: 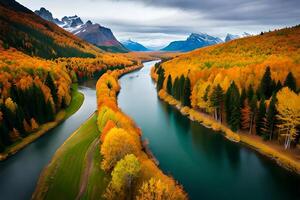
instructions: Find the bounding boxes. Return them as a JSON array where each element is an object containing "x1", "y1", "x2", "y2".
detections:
[
  {"x1": 179, "y1": 75, "x2": 185, "y2": 102},
  {"x1": 172, "y1": 77, "x2": 179, "y2": 99},
  {"x1": 265, "y1": 94, "x2": 277, "y2": 140},
  {"x1": 156, "y1": 68, "x2": 165, "y2": 91},
  {"x1": 249, "y1": 95, "x2": 257, "y2": 134},
  {"x1": 274, "y1": 80, "x2": 282, "y2": 93},
  {"x1": 45, "y1": 72, "x2": 58, "y2": 106},
  {"x1": 0, "y1": 120, "x2": 11, "y2": 146},
  {"x1": 247, "y1": 84, "x2": 254, "y2": 101},
  {"x1": 260, "y1": 66, "x2": 273, "y2": 99},
  {"x1": 256, "y1": 97, "x2": 266, "y2": 136},
  {"x1": 166, "y1": 75, "x2": 173, "y2": 95},
  {"x1": 240, "y1": 88, "x2": 247, "y2": 108},
  {"x1": 284, "y1": 72, "x2": 297, "y2": 92},
  {"x1": 225, "y1": 81, "x2": 241, "y2": 131},
  {"x1": 45, "y1": 100, "x2": 55, "y2": 121},
  {"x1": 210, "y1": 84, "x2": 224, "y2": 121},
  {"x1": 182, "y1": 77, "x2": 191, "y2": 106}
]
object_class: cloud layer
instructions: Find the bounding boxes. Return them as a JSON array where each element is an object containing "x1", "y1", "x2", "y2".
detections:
[{"x1": 18, "y1": 0, "x2": 300, "y2": 48}]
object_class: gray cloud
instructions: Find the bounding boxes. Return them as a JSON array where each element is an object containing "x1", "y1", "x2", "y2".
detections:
[
  {"x1": 19, "y1": 0, "x2": 300, "y2": 47},
  {"x1": 109, "y1": 0, "x2": 300, "y2": 24}
]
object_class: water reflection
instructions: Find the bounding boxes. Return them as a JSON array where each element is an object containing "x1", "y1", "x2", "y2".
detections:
[
  {"x1": 118, "y1": 61, "x2": 300, "y2": 200},
  {"x1": 0, "y1": 86, "x2": 96, "y2": 200}
]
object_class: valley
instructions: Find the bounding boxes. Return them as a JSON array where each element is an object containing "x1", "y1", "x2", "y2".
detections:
[{"x1": 0, "y1": 0, "x2": 300, "y2": 200}]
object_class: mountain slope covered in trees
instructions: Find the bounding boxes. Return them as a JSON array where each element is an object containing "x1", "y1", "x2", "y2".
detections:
[
  {"x1": 0, "y1": 0, "x2": 101, "y2": 59},
  {"x1": 153, "y1": 25, "x2": 300, "y2": 150}
]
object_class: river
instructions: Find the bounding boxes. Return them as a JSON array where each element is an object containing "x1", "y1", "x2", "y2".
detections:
[
  {"x1": 0, "y1": 61, "x2": 299, "y2": 200},
  {"x1": 118, "y1": 61, "x2": 300, "y2": 200},
  {"x1": 0, "y1": 85, "x2": 96, "y2": 200}
]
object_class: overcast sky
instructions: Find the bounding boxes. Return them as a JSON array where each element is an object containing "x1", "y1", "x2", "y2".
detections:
[{"x1": 18, "y1": 0, "x2": 300, "y2": 49}]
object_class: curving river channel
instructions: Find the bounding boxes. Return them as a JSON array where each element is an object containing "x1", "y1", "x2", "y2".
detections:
[
  {"x1": 0, "y1": 61, "x2": 299, "y2": 200},
  {"x1": 0, "y1": 84, "x2": 97, "y2": 200},
  {"x1": 118, "y1": 61, "x2": 300, "y2": 200}
]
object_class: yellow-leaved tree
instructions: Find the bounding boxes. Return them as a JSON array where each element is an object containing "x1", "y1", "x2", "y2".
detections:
[
  {"x1": 276, "y1": 87, "x2": 300, "y2": 149},
  {"x1": 100, "y1": 128, "x2": 139, "y2": 171},
  {"x1": 104, "y1": 154, "x2": 141, "y2": 200},
  {"x1": 136, "y1": 178, "x2": 187, "y2": 200}
]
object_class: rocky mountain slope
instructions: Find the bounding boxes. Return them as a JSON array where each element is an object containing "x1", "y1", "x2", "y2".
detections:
[{"x1": 35, "y1": 7, "x2": 128, "y2": 53}]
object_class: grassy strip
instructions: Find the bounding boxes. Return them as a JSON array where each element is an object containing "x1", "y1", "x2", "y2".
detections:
[
  {"x1": 158, "y1": 89, "x2": 300, "y2": 174},
  {"x1": 81, "y1": 142, "x2": 108, "y2": 200},
  {"x1": 0, "y1": 84, "x2": 84, "y2": 161},
  {"x1": 32, "y1": 113, "x2": 107, "y2": 200}
]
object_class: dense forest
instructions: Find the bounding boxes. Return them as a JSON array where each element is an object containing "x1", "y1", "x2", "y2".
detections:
[
  {"x1": 153, "y1": 25, "x2": 300, "y2": 150},
  {"x1": 0, "y1": 48, "x2": 72, "y2": 151},
  {"x1": 0, "y1": 43, "x2": 140, "y2": 152}
]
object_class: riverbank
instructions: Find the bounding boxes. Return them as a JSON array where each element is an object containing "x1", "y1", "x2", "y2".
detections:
[
  {"x1": 33, "y1": 62, "x2": 187, "y2": 199},
  {"x1": 157, "y1": 89, "x2": 300, "y2": 174},
  {"x1": 0, "y1": 84, "x2": 84, "y2": 161},
  {"x1": 32, "y1": 113, "x2": 107, "y2": 200}
]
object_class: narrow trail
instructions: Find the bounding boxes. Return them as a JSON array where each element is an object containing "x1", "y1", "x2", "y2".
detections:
[{"x1": 76, "y1": 138, "x2": 99, "y2": 200}]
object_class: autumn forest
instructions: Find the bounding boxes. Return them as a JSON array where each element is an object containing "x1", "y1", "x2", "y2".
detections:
[{"x1": 0, "y1": 0, "x2": 300, "y2": 200}]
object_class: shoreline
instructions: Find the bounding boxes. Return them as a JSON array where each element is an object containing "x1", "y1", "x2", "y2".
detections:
[
  {"x1": 32, "y1": 113, "x2": 99, "y2": 200},
  {"x1": 0, "y1": 84, "x2": 84, "y2": 161},
  {"x1": 157, "y1": 89, "x2": 300, "y2": 175}
]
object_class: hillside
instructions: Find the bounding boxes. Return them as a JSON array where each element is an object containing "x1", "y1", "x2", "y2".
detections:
[
  {"x1": 153, "y1": 25, "x2": 300, "y2": 157},
  {"x1": 160, "y1": 26, "x2": 300, "y2": 88},
  {"x1": 0, "y1": 0, "x2": 100, "y2": 59}
]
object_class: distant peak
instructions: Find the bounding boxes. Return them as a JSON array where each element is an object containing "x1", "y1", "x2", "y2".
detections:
[{"x1": 86, "y1": 20, "x2": 93, "y2": 26}]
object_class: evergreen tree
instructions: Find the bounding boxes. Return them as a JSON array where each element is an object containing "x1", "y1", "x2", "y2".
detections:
[
  {"x1": 256, "y1": 97, "x2": 266, "y2": 136},
  {"x1": 274, "y1": 80, "x2": 282, "y2": 93},
  {"x1": 265, "y1": 93, "x2": 277, "y2": 140},
  {"x1": 249, "y1": 95, "x2": 258, "y2": 134},
  {"x1": 45, "y1": 72, "x2": 58, "y2": 106},
  {"x1": 210, "y1": 84, "x2": 224, "y2": 121},
  {"x1": 166, "y1": 75, "x2": 173, "y2": 95},
  {"x1": 15, "y1": 106, "x2": 26, "y2": 136},
  {"x1": 156, "y1": 68, "x2": 165, "y2": 91},
  {"x1": 182, "y1": 77, "x2": 191, "y2": 106},
  {"x1": 225, "y1": 81, "x2": 241, "y2": 131},
  {"x1": 172, "y1": 77, "x2": 179, "y2": 99},
  {"x1": 0, "y1": 120, "x2": 11, "y2": 146},
  {"x1": 247, "y1": 84, "x2": 254, "y2": 101},
  {"x1": 284, "y1": 72, "x2": 297, "y2": 92},
  {"x1": 240, "y1": 88, "x2": 247, "y2": 108},
  {"x1": 179, "y1": 75, "x2": 185, "y2": 102},
  {"x1": 260, "y1": 66, "x2": 273, "y2": 99},
  {"x1": 45, "y1": 100, "x2": 55, "y2": 121}
]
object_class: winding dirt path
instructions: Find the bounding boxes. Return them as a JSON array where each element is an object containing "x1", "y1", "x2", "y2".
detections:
[{"x1": 76, "y1": 138, "x2": 99, "y2": 200}]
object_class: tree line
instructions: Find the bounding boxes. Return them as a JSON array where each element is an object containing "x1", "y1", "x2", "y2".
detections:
[{"x1": 155, "y1": 63, "x2": 300, "y2": 149}]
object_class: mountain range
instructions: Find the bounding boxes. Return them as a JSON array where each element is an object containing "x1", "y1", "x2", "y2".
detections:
[
  {"x1": 162, "y1": 33, "x2": 223, "y2": 52},
  {"x1": 225, "y1": 32, "x2": 251, "y2": 42},
  {"x1": 35, "y1": 7, "x2": 128, "y2": 53},
  {"x1": 121, "y1": 39, "x2": 149, "y2": 51},
  {"x1": 0, "y1": 0, "x2": 99, "y2": 58}
]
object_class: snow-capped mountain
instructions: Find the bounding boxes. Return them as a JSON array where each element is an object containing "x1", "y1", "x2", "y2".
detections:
[
  {"x1": 122, "y1": 39, "x2": 149, "y2": 51},
  {"x1": 162, "y1": 33, "x2": 223, "y2": 52},
  {"x1": 34, "y1": 7, "x2": 128, "y2": 52},
  {"x1": 225, "y1": 32, "x2": 251, "y2": 42},
  {"x1": 34, "y1": 7, "x2": 63, "y2": 25},
  {"x1": 61, "y1": 15, "x2": 84, "y2": 31}
]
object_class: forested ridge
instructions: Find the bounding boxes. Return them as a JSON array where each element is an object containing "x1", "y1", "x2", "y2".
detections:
[
  {"x1": 153, "y1": 25, "x2": 300, "y2": 150},
  {"x1": 0, "y1": 0, "x2": 100, "y2": 59}
]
